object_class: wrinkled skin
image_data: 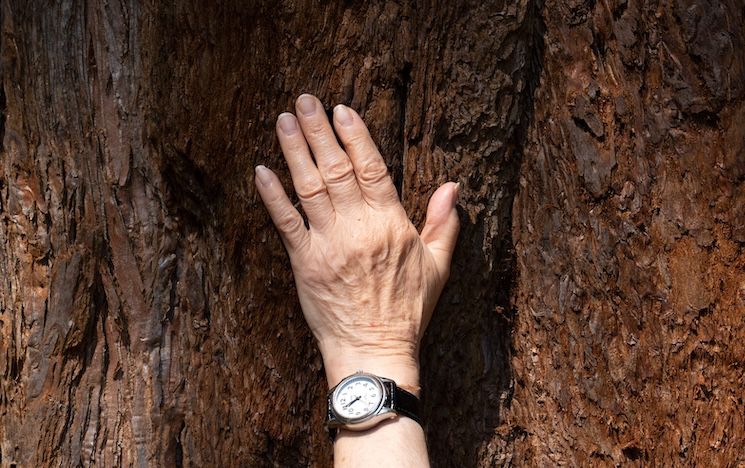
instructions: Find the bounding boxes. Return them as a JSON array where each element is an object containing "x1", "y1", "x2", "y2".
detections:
[{"x1": 255, "y1": 94, "x2": 460, "y2": 390}]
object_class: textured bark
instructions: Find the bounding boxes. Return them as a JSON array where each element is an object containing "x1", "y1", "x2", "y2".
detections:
[
  {"x1": 509, "y1": 0, "x2": 745, "y2": 465},
  {"x1": 0, "y1": 1, "x2": 742, "y2": 467}
]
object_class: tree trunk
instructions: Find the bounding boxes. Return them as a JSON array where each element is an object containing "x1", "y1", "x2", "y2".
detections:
[
  {"x1": 510, "y1": 0, "x2": 745, "y2": 465},
  {"x1": 0, "y1": 0, "x2": 742, "y2": 467}
]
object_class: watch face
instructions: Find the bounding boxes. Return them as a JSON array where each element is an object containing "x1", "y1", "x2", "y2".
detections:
[{"x1": 332, "y1": 374, "x2": 385, "y2": 422}]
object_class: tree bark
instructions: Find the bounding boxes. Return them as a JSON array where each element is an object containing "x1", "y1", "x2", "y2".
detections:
[
  {"x1": 0, "y1": 0, "x2": 742, "y2": 467},
  {"x1": 510, "y1": 0, "x2": 745, "y2": 464}
]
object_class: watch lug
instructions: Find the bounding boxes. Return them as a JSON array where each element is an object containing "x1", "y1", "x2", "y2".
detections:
[{"x1": 382, "y1": 380, "x2": 396, "y2": 409}]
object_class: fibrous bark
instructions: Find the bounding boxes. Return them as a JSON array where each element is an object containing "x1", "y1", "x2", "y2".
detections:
[
  {"x1": 0, "y1": 0, "x2": 742, "y2": 467},
  {"x1": 510, "y1": 0, "x2": 745, "y2": 464}
]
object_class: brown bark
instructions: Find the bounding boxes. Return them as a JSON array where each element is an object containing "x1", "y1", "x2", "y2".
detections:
[
  {"x1": 510, "y1": 0, "x2": 745, "y2": 464},
  {"x1": 0, "y1": 0, "x2": 742, "y2": 467}
]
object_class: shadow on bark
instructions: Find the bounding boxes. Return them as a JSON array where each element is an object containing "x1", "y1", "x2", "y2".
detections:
[{"x1": 420, "y1": 1, "x2": 545, "y2": 465}]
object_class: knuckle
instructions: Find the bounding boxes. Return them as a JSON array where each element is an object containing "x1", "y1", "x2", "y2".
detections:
[
  {"x1": 344, "y1": 131, "x2": 369, "y2": 148},
  {"x1": 284, "y1": 137, "x2": 307, "y2": 153},
  {"x1": 306, "y1": 120, "x2": 329, "y2": 138},
  {"x1": 277, "y1": 211, "x2": 304, "y2": 234},
  {"x1": 295, "y1": 179, "x2": 327, "y2": 203},
  {"x1": 305, "y1": 127, "x2": 341, "y2": 152},
  {"x1": 324, "y1": 158, "x2": 355, "y2": 184},
  {"x1": 358, "y1": 159, "x2": 389, "y2": 185}
]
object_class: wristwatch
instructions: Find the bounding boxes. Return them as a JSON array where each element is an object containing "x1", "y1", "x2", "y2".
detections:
[{"x1": 326, "y1": 371, "x2": 421, "y2": 434}]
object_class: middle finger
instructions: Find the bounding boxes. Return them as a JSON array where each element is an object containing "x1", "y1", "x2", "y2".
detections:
[{"x1": 294, "y1": 94, "x2": 365, "y2": 215}]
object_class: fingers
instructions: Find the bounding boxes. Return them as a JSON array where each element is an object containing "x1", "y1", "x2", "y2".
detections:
[
  {"x1": 420, "y1": 182, "x2": 461, "y2": 281},
  {"x1": 276, "y1": 113, "x2": 335, "y2": 229},
  {"x1": 255, "y1": 165, "x2": 310, "y2": 253},
  {"x1": 332, "y1": 104, "x2": 400, "y2": 208},
  {"x1": 294, "y1": 94, "x2": 365, "y2": 213}
]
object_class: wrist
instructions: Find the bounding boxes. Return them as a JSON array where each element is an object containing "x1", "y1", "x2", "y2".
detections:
[{"x1": 321, "y1": 346, "x2": 421, "y2": 397}]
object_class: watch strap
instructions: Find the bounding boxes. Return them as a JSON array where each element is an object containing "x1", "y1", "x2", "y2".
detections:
[
  {"x1": 391, "y1": 383, "x2": 422, "y2": 426},
  {"x1": 384, "y1": 380, "x2": 421, "y2": 425}
]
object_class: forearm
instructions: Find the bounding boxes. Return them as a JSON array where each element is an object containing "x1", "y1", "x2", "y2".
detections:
[{"x1": 335, "y1": 417, "x2": 429, "y2": 468}]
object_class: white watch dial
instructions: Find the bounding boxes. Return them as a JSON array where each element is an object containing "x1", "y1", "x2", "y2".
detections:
[{"x1": 332, "y1": 374, "x2": 385, "y2": 421}]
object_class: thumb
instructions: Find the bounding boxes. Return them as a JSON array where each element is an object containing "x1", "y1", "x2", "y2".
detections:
[{"x1": 420, "y1": 181, "x2": 460, "y2": 279}]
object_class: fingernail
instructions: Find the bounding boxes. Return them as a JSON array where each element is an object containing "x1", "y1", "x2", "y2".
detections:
[
  {"x1": 297, "y1": 94, "x2": 316, "y2": 116},
  {"x1": 277, "y1": 113, "x2": 298, "y2": 135},
  {"x1": 334, "y1": 104, "x2": 354, "y2": 127},
  {"x1": 453, "y1": 182, "x2": 461, "y2": 205},
  {"x1": 255, "y1": 165, "x2": 272, "y2": 185}
]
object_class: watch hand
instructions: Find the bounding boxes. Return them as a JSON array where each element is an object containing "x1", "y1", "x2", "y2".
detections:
[{"x1": 343, "y1": 396, "x2": 361, "y2": 409}]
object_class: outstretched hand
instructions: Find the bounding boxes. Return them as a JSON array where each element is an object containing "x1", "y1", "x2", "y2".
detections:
[{"x1": 255, "y1": 94, "x2": 459, "y2": 392}]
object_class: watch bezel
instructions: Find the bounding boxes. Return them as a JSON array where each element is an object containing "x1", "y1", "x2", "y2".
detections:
[{"x1": 329, "y1": 372, "x2": 392, "y2": 427}]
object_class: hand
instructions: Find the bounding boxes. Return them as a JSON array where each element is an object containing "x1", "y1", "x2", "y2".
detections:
[{"x1": 255, "y1": 94, "x2": 460, "y2": 392}]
